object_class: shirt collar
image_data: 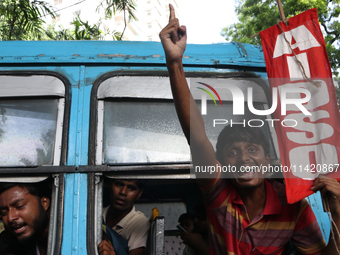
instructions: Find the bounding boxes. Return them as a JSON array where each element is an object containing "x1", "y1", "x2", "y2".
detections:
[{"x1": 115, "y1": 206, "x2": 136, "y2": 229}]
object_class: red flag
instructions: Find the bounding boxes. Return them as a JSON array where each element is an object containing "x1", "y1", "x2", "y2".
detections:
[{"x1": 260, "y1": 8, "x2": 340, "y2": 203}]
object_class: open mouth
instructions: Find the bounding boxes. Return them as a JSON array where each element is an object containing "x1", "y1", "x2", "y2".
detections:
[
  {"x1": 11, "y1": 222, "x2": 27, "y2": 235},
  {"x1": 236, "y1": 171, "x2": 256, "y2": 180},
  {"x1": 235, "y1": 165, "x2": 259, "y2": 179}
]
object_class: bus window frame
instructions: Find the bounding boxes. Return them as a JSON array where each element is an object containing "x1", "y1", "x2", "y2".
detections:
[
  {"x1": 91, "y1": 71, "x2": 276, "y2": 168},
  {"x1": 0, "y1": 71, "x2": 71, "y2": 169},
  {"x1": 87, "y1": 70, "x2": 278, "y2": 255},
  {"x1": 0, "y1": 71, "x2": 71, "y2": 255}
]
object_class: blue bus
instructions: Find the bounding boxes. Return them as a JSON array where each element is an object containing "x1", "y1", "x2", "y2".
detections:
[{"x1": 0, "y1": 40, "x2": 330, "y2": 255}]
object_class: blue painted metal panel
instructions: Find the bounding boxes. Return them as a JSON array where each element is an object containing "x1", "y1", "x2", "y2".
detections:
[
  {"x1": 62, "y1": 173, "x2": 88, "y2": 255},
  {"x1": 0, "y1": 41, "x2": 265, "y2": 68},
  {"x1": 62, "y1": 65, "x2": 91, "y2": 255}
]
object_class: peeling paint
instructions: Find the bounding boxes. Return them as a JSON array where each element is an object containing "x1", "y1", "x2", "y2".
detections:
[
  {"x1": 152, "y1": 54, "x2": 161, "y2": 58},
  {"x1": 236, "y1": 42, "x2": 248, "y2": 57},
  {"x1": 183, "y1": 55, "x2": 189, "y2": 58},
  {"x1": 73, "y1": 54, "x2": 80, "y2": 57},
  {"x1": 98, "y1": 53, "x2": 127, "y2": 57},
  {"x1": 37, "y1": 54, "x2": 45, "y2": 57},
  {"x1": 114, "y1": 53, "x2": 127, "y2": 57}
]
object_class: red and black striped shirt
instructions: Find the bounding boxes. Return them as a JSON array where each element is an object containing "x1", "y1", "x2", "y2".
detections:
[{"x1": 201, "y1": 177, "x2": 326, "y2": 255}]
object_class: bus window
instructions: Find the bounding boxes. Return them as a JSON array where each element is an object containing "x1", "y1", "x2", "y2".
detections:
[
  {"x1": 0, "y1": 74, "x2": 69, "y2": 255},
  {"x1": 95, "y1": 76, "x2": 191, "y2": 165},
  {"x1": 94, "y1": 74, "x2": 279, "y2": 166},
  {"x1": 100, "y1": 177, "x2": 203, "y2": 255},
  {"x1": 0, "y1": 75, "x2": 65, "y2": 167},
  {"x1": 88, "y1": 72, "x2": 280, "y2": 255},
  {"x1": 0, "y1": 98, "x2": 59, "y2": 166}
]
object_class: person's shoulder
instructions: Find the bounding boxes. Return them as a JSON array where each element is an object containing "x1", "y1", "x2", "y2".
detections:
[
  {"x1": 132, "y1": 210, "x2": 149, "y2": 224},
  {"x1": 122, "y1": 208, "x2": 149, "y2": 241},
  {"x1": 267, "y1": 179, "x2": 310, "y2": 208},
  {"x1": 122, "y1": 207, "x2": 149, "y2": 229}
]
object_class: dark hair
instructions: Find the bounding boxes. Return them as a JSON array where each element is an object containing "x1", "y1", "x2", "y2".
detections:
[
  {"x1": 178, "y1": 213, "x2": 195, "y2": 223},
  {"x1": 110, "y1": 179, "x2": 147, "y2": 190},
  {"x1": 215, "y1": 125, "x2": 270, "y2": 165},
  {"x1": 0, "y1": 181, "x2": 52, "y2": 200}
]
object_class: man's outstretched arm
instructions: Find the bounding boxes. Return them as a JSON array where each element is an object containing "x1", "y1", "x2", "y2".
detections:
[{"x1": 159, "y1": 4, "x2": 217, "y2": 187}]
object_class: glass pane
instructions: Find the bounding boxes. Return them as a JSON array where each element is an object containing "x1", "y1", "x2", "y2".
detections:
[
  {"x1": 103, "y1": 101, "x2": 191, "y2": 164},
  {"x1": 102, "y1": 100, "x2": 276, "y2": 164},
  {"x1": 0, "y1": 99, "x2": 58, "y2": 166}
]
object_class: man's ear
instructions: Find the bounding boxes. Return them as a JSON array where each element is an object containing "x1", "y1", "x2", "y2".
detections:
[
  {"x1": 136, "y1": 189, "x2": 143, "y2": 200},
  {"x1": 40, "y1": 197, "x2": 51, "y2": 211}
]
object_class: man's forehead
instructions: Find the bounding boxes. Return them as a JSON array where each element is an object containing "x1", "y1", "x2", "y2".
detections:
[
  {"x1": 0, "y1": 186, "x2": 31, "y2": 205},
  {"x1": 224, "y1": 141, "x2": 263, "y2": 149}
]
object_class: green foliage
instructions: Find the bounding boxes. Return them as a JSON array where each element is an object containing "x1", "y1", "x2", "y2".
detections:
[
  {"x1": 222, "y1": 0, "x2": 340, "y2": 76},
  {"x1": 0, "y1": 0, "x2": 134, "y2": 41},
  {"x1": 97, "y1": 0, "x2": 137, "y2": 39},
  {"x1": 0, "y1": 0, "x2": 55, "y2": 40},
  {"x1": 97, "y1": 0, "x2": 137, "y2": 21},
  {"x1": 45, "y1": 15, "x2": 121, "y2": 40}
]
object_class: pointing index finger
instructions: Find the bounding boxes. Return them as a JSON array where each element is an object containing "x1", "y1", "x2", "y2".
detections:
[{"x1": 169, "y1": 4, "x2": 175, "y2": 22}]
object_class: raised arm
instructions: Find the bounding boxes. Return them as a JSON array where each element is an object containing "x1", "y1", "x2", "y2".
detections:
[{"x1": 159, "y1": 4, "x2": 217, "y2": 187}]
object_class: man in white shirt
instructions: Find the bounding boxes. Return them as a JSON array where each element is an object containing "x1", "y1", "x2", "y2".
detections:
[{"x1": 98, "y1": 179, "x2": 149, "y2": 255}]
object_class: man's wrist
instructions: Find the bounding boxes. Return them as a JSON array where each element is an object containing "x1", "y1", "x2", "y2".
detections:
[{"x1": 166, "y1": 58, "x2": 183, "y2": 72}]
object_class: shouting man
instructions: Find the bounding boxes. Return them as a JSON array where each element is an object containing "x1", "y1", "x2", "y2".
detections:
[
  {"x1": 159, "y1": 4, "x2": 340, "y2": 255},
  {"x1": 0, "y1": 182, "x2": 51, "y2": 255}
]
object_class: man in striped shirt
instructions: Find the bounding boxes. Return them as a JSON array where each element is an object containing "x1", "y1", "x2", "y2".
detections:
[{"x1": 159, "y1": 4, "x2": 340, "y2": 255}]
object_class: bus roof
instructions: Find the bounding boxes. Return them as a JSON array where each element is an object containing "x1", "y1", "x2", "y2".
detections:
[{"x1": 0, "y1": 41, "x2": 265, "y2": 68}]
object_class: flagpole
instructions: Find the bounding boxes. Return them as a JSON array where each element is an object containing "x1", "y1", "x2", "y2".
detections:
[
  {"x1": 252, "y1": 0, "x2": 287, "y2": 37},
  {"x1": 276, "y1": 0, "x2": 287, "y2": 24}
]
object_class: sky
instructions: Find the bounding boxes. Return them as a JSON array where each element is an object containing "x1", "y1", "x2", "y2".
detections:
[
  {"x1": 178, "y1": 0, "x2": 238, "y2": 44},
  {"x1": 44, "y1": 0, "x2": 238, "y2": 44}
]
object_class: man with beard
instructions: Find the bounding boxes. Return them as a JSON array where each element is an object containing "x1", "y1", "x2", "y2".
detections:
[
  {"x1": 0, "y1": 182, "x2": 50, "y2": 255},
  {"x1": 159, "y1": 4, "x2": 340, "y2": 255}
]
